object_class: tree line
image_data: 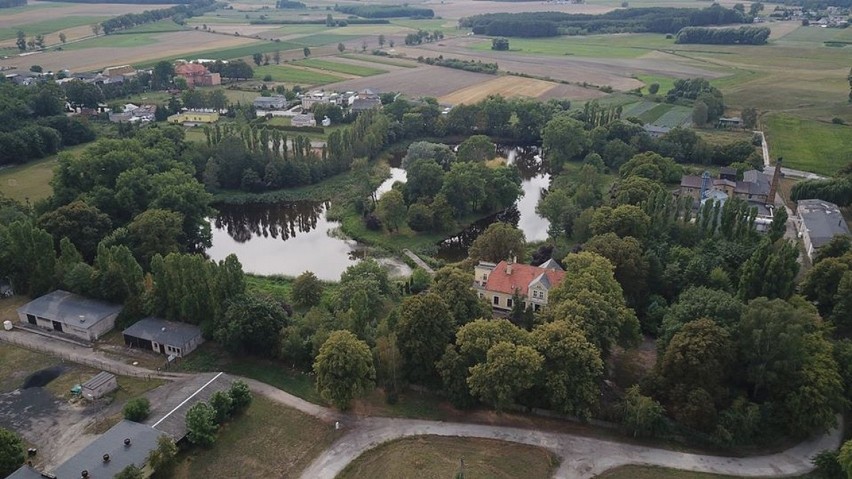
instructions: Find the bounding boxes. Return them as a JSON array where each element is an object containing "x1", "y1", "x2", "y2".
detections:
[
  {"x1": 274, "y1": 0, "x2": 304, "y2": 8},
  {"x1": 0, "y1": 81, "x2": 95, "y2": 166},
  {"x1": 675, "y1": 26, "x2": 770, "y2": 45},
  {"x1": 100, "y1": 0, "x2": 216, "y2": 34},
  {"x1": 333, "y1": 4, "x2": 434, "y2": 18},
  {"x1": 415, "y1": 56, "x2": 498, "y2": 74},
  {"x1": 0, "y1": 0, "x2": 26, "y2": 8},
  {"x1": 791, "y1": 164, "x2": 852, "y2": 206},
  {"x1": 460, "y1": 5, "x2": 751, "y2": 37}
]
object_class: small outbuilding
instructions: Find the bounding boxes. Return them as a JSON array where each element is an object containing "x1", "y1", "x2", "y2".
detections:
[
  {"x1": 81, "y1": 372, "x2": 118, "y2": 400},
  {"x1": 123, "y1": 317, "x2": 204, "y2": 358},
  {"x1": 16, "y1": 290, "x2": 122, "y2": 341}
]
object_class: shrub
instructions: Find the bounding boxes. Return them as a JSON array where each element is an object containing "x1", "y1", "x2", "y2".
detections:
[
  {"x1": 228, "y1": 380, "x2": 253, "y2": 413},
  {"x1": 832, "y1": 117, "x2": 845, "y2": 125},
  {"x1": 123, "y1": 397, "x2": 151, "y2": 422}
]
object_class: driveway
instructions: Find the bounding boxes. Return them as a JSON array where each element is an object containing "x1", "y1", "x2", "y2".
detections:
[{"x1": 300, "y1": 417, "x2": 842, "y2": 479}]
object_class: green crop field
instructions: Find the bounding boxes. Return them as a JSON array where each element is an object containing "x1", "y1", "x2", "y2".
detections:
[
  {"x1": 295, "y1": 58, "x2": 386, "y2": 76},
  {"x1": 113, "y1": 20, "x2": 187, "y2": 34},
  {"x1": 0, "y1": 16, "x2": 109, "y2": 41},
  {"x1": 254, "y1": 64, "x2": 344, "y2": 84},
  {"x1": 291, "y1": 33, "x2": 362, "y2": 47},
  {"x1": 339, "y1": 53, "x2": 419, "y2": 68},
  {"x1": 654, "y1": 106, "x2": 693, "y2": 128},
  {"x1": 635, "y1": 74, "x2": 676, "y2": 96},
  {"x1": 764, "y1": 113, "x2": 852, "y2": 176},
  {"x1": 469, "y1": 33, "x2": 676, "y2": 59},
  {"x1": 63, "y1": 32, "x2": 160, "y2": 50}
]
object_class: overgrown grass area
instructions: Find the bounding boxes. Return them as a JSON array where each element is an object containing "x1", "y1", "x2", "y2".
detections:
[
  {"x1": 0, "y1": 337, "x2": 57, "y2": 393},
  {"x1": 0, "y1": 16, "x2": 108, "y2": 41},
  {"x1": 596, "y1": 465, "x2": 819, "y2": 479},
  {"x1": 172, "y1": 395, "x2": 338, "y2": 479},
  {"x1": 246, "y1": 274, "x2": 339, "y2": 305},
  {"x1": 254, "y1": 64, "x2": 344, "y2": 84},
  {"x1": 295, "y1": 58, "x2": 387, "y2": 76},
  {"x1": 0, "y1": 143, "x2": 88, "y2": 203},
  {"x1": 764, "y1": 113, "x2": 852, "y2": 175},
  {"x1": 338, "y1": 435, "x2": 560, "y2": 479}
]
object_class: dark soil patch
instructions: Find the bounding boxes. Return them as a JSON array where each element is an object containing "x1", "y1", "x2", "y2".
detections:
[{"x1": 22, "y1": 366, "x2": 66, "y2": 389}]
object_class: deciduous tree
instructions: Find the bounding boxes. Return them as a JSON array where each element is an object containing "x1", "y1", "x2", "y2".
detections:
[
  {"x1": 0, "y1": 427, "x2": 24, "y2": 478},
  {"x1": 292, "y1": 271, "x2": 324, "y2": 308},
  {"x1": 467, "y1": 341, "x2": 543, "y2": 411},
  {"x1": 186, "y1": 403, "x2": 218, "y2": 447},
  {"x1": 314, "y1": 330, "x2": 375, "y2": 409},
  {"x1": 468, "y1": 222, "x2": 526, "y2": 263},
  {"x1": 396, "y1": 293, "x2": 454, "y2": 384}
]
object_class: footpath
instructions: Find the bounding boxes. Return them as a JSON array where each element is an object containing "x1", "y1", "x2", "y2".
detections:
[{"x1": 1, "y1": 328, "x2": 842, "y2": 479}]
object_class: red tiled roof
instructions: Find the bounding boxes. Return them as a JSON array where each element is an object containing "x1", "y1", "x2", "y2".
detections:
[
  {"x1": 484, "y1": 261, "x2": 565, "y2": 297},
  {"x1": 175, "y1": 63, "x2": 209, "y2": 76}
]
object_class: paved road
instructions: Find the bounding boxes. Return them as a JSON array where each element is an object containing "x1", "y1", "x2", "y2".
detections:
[
  {"x1": 3, "y1": 328, "x2": 842, "y2": 478},
  {"x1": 301, "y1": 416, "x2": 842, "y2": 479}
]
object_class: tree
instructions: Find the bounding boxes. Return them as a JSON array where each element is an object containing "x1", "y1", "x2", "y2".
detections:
[
  {"x1": 376, "y1": 189, "x2": 406, "y2": 232},
  {"x1": 0, "y1": 427, "x2": 24, "y2": 478},
  {"x1": 648, "y1": 82, "x2": 660, "y2": 94},
  {"x1": 91, "y1": 23, "x2": 101, "y2": 36},
  {"x1": 146, "y1": 436, "x2": 178, "y2": 476},
  {"x1": 396, "y1": 293, "x2": 455, "y2": 383},
  {"x1": 123, "y1": 209, "x2": 183, "y2": 267},
  {"x1": 768, "y1": 206, "x2": 787, "y2": 242},
  {"x1": 491, "y1": 37, "x2": 509, "y2": 50},
  {"x1": 456, "y1": 135, "x2": 494, "y2": 163},
  {"x1": 531, "y1": 321, "x2": 603, "y2": 419},
  {"x1": 468, "y1": 222, "x2": 526, "y2": 263},
  {"x1": 303, "y1": 47, "x2": 311, "y2": 58},
  {"x1": 542, "y1": 114, "x2": 588, "y2": 173},
  {"x1": 374, "y1": 333, "x2": 404, "y2": 397},
  {"x1": 659, "y1": 287, "x2": 743, "y2": 349},
  {"x1": 618, "y1": 385, "x2": 666, "y2": 438},
  {"x1": 407, "y1": 202, "x2": 433, "y2": 232},
  {"x1": 742, "y1": 107, "x2": 758, "y2": 128},
  {"x1": 589, "y1": 205, "x2": 650, "y2": 240},
  {"x1": 749, "y1": 2, "x2": 764, "y2": 16},
  {"x1": 123, "y1": 397, "x2": 151, "y2": 422},
  {"x1": 658, "y1": 318, "x2": 733, "y2": 403},
  {"x1": 186, "y1": 402, "x2": 218, "y2": 446},
  {"x1": 814, "y1": 235, "x2": 851, "y2": 264},
  {"x1": 215, "y1": 294, "x2": 288, "y2": 357},
  {"x1": 15, "y1": 31, "x2": 25, "y2": 51},
  {"x1": 737, "y1": 238, "x2": 799, "y2": 301},
  {"x1": 209, "y1": 390, "x2": 234, "y2": 424},
  {"x1": 839, "y1": 440, "x2": 852, "y2": 478},
  {"x1": 337, "y1": 42, "x2": 345, "y2": 53},
  {"x1": 467, "y1": 341, "x2": 543, "y2": 411},
  {"x1": 114, "y1": 465, "x2": 143, "y2": 479},
  {"x1": 432, "y1": 266, "x2": 488, "y2": 325},
  {"x1": 252, "y1": 52, "x2": 263, "y2": 66},
  {"x1": 37, "y1": 200, "x2": 112, "y2": 262},
  {"x1": 292, "y1": 271, "x2": 323, "y2": 308},
  {"x1": 692, "y1": 100, "x2": 709, "y2": 127},
  {"x1": 378, "y1": 34, "x2": 385, "y2": 47},
  {"x1": 403, "y1": 157, "x2": 444, "y2": 204},
  {"x1": 314, "y1": 330, "x2": 376, "y2": 409},
  {"x1": 273, "y1": 50, "x2": 281, "y2": 65},
  {"x1": 584, "y1": 233, "x2": 649, "y2": 307},
  {"x1": 4, "y1": 221, "x2": 56, "y2": 297},
  {"x1": 228, "y1": 381, "x2": 253, "y2": 413},
  {"x1": 361, "y1": 39, "x2": 367, "y2": 52}
]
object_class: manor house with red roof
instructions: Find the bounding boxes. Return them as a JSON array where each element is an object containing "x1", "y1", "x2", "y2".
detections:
[{"x1": 474, "y1": 258, "x2": 565, "y2": 313}]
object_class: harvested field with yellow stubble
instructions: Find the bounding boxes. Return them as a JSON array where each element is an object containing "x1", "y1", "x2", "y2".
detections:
[
  {"x1": 439, "y1": 75, "x2": 604, "y2": 104},
  {"x1": 0, "y1": 30, "x2": 257, "y2": 72}
]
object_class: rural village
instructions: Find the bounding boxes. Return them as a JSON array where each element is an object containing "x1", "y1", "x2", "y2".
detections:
[{"x1": 0, "y1": 0, "x2": 851, "y2": 477}]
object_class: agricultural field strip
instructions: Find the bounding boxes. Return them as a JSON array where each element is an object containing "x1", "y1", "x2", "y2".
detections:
[
  {"x1": 0, "y1": 16, "x2": 109, "y2": 41},
  {"x1": 295, "y1": 58, "x2": 387, "y2": 76},
  {"x1": 622, "y1": 101, "x2": 659, "y2": 117},
  {"x1": 654, "y1": 106, "x2": 693, "y2": 128},
  {"x1": 338, "y1": 53, "x2": 419, "y2": 68}
]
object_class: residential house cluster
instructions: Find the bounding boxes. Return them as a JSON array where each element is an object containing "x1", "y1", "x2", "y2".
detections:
[{"x1": 174, "y1": 61, "x2": 220, "y2": 87}]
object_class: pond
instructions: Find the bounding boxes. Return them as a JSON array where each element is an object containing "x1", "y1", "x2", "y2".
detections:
[
  {"x1": 436, "y1": 146, "x2": 551, "y2": 261},
  {"x1": 206, "y1": 146, "x2": 550, "y2": 279},
  {"x1": 206, "y1": 201, "x2": 411, "y2": 281}
]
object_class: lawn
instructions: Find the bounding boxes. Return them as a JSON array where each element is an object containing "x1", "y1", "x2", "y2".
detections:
[
  {"x1": 635, "y1": 74, "x2": 675, "y2": 96},
  {"x1": 764, "y1": 113, "x2": 852, "y2": 176},
  {"x1": 469, "y1": 33, "x2": 676, "y2": 59},
  {"x1": 295, "y1": 58, "x2": 386, "y2": 76},
  {"x1": 253, "y1": 64, "x2": 344, "y2": 85},
  {"x1": 0, "y1": 334, "x2": 57, "y2": 393},
  {"x1": 337, "y1": 435, "x2": 560, "y2": 479},
  {"x1": 246, "y1": 274, "x2": 340, "y2": 306},
  {"x1": 0, "y1": 16, "x2": 108, "y2": 41},
  {"x1": 0, "y1": 143, "x2": 89, "y2": 203},
  {"x1": 596, "y1": 465, "x2": 819, "y2": 479},
  {"x1": 172, "y1": 395, "x2": 338, "y2": 479}
]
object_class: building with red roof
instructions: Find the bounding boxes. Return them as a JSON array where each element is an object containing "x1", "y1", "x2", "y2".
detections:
[
  {"x1": 175, "y1": 62, "x2": 221, "y2": 87},
  {"x1": 474, "y1": 258, "x2": 565, "y2": 313}
]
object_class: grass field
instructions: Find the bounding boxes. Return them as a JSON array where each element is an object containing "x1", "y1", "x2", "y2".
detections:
[
  {"x1": 339, "y1": 53, "x2": 419, "y2": 68},
  {"x1": 135, "y1": 40, "x2": 302, "y2": 67},
  {"x1": 295, "y1": 58, "x2": 386, "y2": 76},
  {"x1": 290, "y1": 33, "x2": 362, "y2": 47},
  {"x1": 469, "y1": 33, "x2": 675, "y2": 59},
  {"x1": 172, "y1": 395, "x2": 338, "y2": 479},
  {"x1": 635, "y1": 74, "x2": 675, "y2": 96},
  {"x1": 764, "y1": 113, "x2": 852, "y2": 175},
  {"x1": 0, "y1": 143, "x2": 93, "y2": 203},
  {"x1": 254, "y1": 64, "x2": 344, "y2": 84},
  {"x1": 621, "y1": 101, "x2": 692, "y2": 127},
  {"x1": 338, "y1": 435, "x2": 560, "y2": 479},
  {"x1": 63, "y1": 32, "x2": 160, "y2": 50},
  {"x1": 596, "y1": 465, "x2": 818, "y2": 479},
  {"x1": 0, "y1": 16, "x2": 108, "y2": 41}
]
